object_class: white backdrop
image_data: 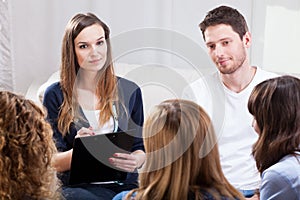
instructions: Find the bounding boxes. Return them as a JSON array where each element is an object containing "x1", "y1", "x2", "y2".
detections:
[
  {"x1": 0, "y1": 0, "x2": 14, "y2": 91},
  {"x1": 3, "y1": 0, "x2": 300, "y2": 95}
]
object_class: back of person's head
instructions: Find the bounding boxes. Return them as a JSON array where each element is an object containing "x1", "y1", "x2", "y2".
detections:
[
  {"x1": 248, "y1": 75, "x2": 300, "y2": 173},
  {"x1": 199, "y1": 5, "x2": 248, "y2": 41},
  {"x1": 0, "y1": 91, "x2": 60, "y2": 199},
  {"x1": 127, "y1": 99, "x2": 244, "y2": 200}
]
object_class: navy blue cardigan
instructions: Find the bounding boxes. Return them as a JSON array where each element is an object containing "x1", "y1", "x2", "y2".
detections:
[{"x1": 43, "y1": 77, "x2": 144, "y2": 186}]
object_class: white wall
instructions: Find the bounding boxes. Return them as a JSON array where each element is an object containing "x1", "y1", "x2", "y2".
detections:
[
  {"x1": 0, "y1": 0, "x2": 14, "y2": 90},
  {"x1": 8, "y1": 0, "x2": 300, "y2": 96},
  {"x1": 9, "y1": 0, "x2": 251, "y2": 96},
  {"x1": 251, "y1": 0, "x2": 300, "y2": 74}
]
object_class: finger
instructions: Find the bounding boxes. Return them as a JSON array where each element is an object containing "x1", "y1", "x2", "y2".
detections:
[
  {"x1": 109, "y1": 158, "x2": 137, "y2": 173},
  {"x1": 112, "y1": 163, "x2": 136, "y2": 172},
  {"x1": 113, "y1": 153, "x2": 135, "y2": 161},
  {"x1": 78, "y1": 127, "x2": 93, "y2": 135},
  {"x1": 109, "y1": 157, "x2": 136, "y2": 166},
  {"x1": 76, "y1": 127, "x2": 95, "y2": 137}
]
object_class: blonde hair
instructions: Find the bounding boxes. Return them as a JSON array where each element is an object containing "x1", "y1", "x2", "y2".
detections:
[
  {"x1": 126, "y1": 99, "x2": 244, "y2": 200},
  {"x1": 58, "y1": 13, "x2": 117, "y2": 135},
  {"x1": 0, "y1": 91, "x2": 61, "y2": 200}
]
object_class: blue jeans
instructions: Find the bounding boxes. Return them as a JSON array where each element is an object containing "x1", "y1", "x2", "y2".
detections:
[
  {"x1": 113, "y1": 190, "x2": 137, "y2": 200},
  {"x1": 239, "y1": 189, "x2": 258, "y2": 198},
  {"x1": 63, "y1": 183, "x2": 137, "y2": 200}
]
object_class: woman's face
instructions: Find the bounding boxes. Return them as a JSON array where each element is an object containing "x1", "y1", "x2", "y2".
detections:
[
  {"x1": 74, "y1": 24, "x2": 107, "y2": 72},
  {"x1": 252, "y1": 118, "x2": 261, "y2": 134}
]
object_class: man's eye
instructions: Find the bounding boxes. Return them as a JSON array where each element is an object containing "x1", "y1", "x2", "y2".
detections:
[{"x1": 97, "y1": 41, "x2": 104, "y2": 46}]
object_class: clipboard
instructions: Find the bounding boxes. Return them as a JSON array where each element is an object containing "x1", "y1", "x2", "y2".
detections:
[{"x1": 68, "y1": 130, "x2": 136, "y2": 185}]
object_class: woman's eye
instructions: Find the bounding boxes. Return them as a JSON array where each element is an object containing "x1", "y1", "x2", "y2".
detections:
[
  {"x1": 79, "y1": 44, "x2": 88, "y2": 49},
  {"x1": 208, "y1": 44, "x2": 215, "y2": 50}
]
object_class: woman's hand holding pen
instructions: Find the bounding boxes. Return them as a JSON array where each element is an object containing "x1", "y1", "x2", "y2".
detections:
[
  {"x1": 52, "y1": 126, "x2": 95, "y2": 172},
  {"x1": 109, "y1": 150, "x2": 146, "y2": 172},
  {"x1": 76, "y1": 127, "x2": 146, "y2": 172}
]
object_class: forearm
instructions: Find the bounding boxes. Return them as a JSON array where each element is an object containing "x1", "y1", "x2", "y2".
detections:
[{"x1": 52, "y1": 149, "x2": 73, "y2": 172}]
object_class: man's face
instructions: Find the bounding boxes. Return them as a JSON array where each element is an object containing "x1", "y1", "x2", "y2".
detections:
[{"x1": 204, "y1": 24, "x2": 250, "y2": 75}]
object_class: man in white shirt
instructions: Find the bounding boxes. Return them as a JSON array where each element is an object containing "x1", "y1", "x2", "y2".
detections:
[{"x1": 183, "y1": 5, "x2": 277, "y2": 198}]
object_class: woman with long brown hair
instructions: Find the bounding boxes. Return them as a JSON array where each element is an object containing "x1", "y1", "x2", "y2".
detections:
[
  {"x1": 248, "y1": 75, "x2": 300, "y2": 199},
  {"x1": 0, "y1": 91, "x2": 61, "y2": 200},
  {"x1": 43, "y1": 12, "x2": 145, "y2": 199},
  {"x1": 114, "y1": 99, "x2": 244, "y2": 200}
]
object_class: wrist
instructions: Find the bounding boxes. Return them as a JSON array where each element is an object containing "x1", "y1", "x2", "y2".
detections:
[{"x1": 131, "y1": 150, "x2": 145, "y2": 168}]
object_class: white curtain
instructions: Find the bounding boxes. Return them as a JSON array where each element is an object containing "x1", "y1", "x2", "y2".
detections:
[
  {"x1": 10, "y1": 0, "x2": 254, "y2": 96},
  {"x1": 0, "y1": 0, "x2": 14, "y2": 91}
]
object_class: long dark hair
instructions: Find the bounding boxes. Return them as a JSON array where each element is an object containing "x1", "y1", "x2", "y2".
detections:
[
  {"x1": 58, "y1": 13, "x2": 117, "y2": 135},
  {"x1": 248, "y1": 75, "x2": 300, "y2": 173}
]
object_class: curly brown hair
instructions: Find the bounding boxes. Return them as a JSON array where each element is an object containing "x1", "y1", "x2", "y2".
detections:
[{"x1": 0, "y1": 91, "x2": 61, "y2": 199}]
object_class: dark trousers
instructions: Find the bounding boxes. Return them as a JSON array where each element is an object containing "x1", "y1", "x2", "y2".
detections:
[{"x1": 62, "y1": 183, "x2": 137, "y2": 200}]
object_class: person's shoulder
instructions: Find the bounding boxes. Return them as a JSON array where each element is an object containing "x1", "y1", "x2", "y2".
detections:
[
  {"x1": 265, "y1": 155, "x2": 300, "y2": 174},
  {"x1": 117, "y1": 76, "x2": 138, "y2": 84},
  {"x1": 260, "y1": 156, "x2": 300, "y2": 199},
  {"x1": 46, "y1": 81, "x2": 61, "y2": 90},
  {"x1": 116, "y1": 76, "x2": 140, "y2": 90},
  {"x1": 262, "y1": 155, "x2": 300, "y2": 184},
  {"x1": 256, "y1": 67, "x2": 279, "y2": 79},
  {"x1": 182, "y1": 72, "x2": 219, "y2": 108},
  {"x1": 187, "y1": 72, "x2": 219, "y2": 89},
  {"x1": 43, "y1": 81, "x2": 62, "y2": 99}
]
